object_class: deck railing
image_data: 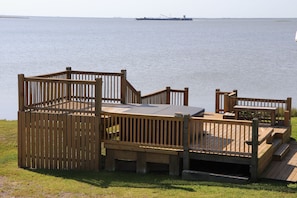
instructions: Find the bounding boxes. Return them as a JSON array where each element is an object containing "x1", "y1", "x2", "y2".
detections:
[
  {"x1": 102, "y1": 111, "x2": 255, "y2": 158},
  {"x1": 215, "y1": 89, "x2": 237, "y2": 113},
  {"x1": 188, "y1": 117, "x2": 253, "y2": 157},
  {"x1": 230, "y1": 97, "x2": 291, "y2": 126},
  {"x1": 215, "y1": 88, "x2": 292, "y2": 126},
  {"x1": 18, "y1": 75, "x2": 102, "y2": 115},
  {"x1": 66, "y1": 68, "x2": 123, "y2": 103},
  {"x1": 28, "y1": 67, "x2": 188, "y2": 107},
  {"x1": 126, "y1": 80, "x2": 141, "y2": 104},
  {"x1": 35, "y1": 71, "x2": 68, "y2": 79},
  {"x1": 102, "y1": 112, "x2": 184, "y2": 150},
  {"x1": 141, "y1": 87, "x2": 189, "y2": 106}
]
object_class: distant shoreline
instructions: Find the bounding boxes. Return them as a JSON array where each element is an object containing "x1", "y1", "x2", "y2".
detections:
[
  {"x1": 0, "y1": 15, "x2": 297, "y2": 20},
  {"x1": 0, "y1": 15, "x2": 29, "y2": 19}
]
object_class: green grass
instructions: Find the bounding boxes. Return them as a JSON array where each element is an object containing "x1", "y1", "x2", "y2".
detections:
[
  {"x1": 291, "y1": 117, "x2": 297, "y2": 140},
  {"x1": 1, "y1": 119, "x2": 297, "y2": 197}
]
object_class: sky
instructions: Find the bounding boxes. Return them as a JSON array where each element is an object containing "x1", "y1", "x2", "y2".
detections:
[{"x1": 0, "y1": 0, "x2": 297, "y2": 18}]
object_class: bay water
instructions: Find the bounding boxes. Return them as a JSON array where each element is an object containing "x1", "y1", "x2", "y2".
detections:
[{"x1": 1, "y1": 17, "x2": 297, "y2": 120}]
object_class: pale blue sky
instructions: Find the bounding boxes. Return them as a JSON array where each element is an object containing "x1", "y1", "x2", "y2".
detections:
[{"x1": 0, "y1": 0, "x2": 297, "y2": 18}]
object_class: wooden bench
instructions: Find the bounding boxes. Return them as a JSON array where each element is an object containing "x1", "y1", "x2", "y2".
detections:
[{"x1": 233, "y1": 105, "x2": 277, "y2": 126}]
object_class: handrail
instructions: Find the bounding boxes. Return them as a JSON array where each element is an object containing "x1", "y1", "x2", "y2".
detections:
[
  {"x1": 215, "y1": 89, "x2": 237, "y2": 113},
  {"x1": 33, "y1": 71, "x2": 68, "y2": 78},
  {"x1": 215, "y1": 89, "x2": 291, "y2": 126},
  {"x1": 141, "y1": 86, "x2": 188, "y2": 106},
  {"x1": 230, "y1": 96, "x2": 292, "y2": 126},
  {"x1": 18, "y1": 75, "x2": 102, "y2": 115},
  {"x1": 126, "y1": 80, "x2": 141, "y2": 104}
]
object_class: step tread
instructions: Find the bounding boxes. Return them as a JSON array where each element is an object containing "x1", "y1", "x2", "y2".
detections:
[{"x1": 274, "y1": 143, "x2": 290, "y2": 157}]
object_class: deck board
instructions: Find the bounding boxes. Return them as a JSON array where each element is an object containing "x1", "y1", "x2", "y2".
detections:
[{"x1": 261, "y1": 141, "x2": 297, "y2": 182}]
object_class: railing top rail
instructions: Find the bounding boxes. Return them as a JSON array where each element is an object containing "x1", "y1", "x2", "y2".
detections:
[
  {"x1": 141, "y1": 89, "x2": 167, "y2": 99},
  {"x1": 30, "y1": 70, "x2": 123, "y2": 79},
  {"x1": 70, "y1": 70, "x2": 122, "y2": 76},
  {"x1": 126, "y1": 80, "x2": 138, "y2": 93},
  {"x1": 31, "y1": 71, "x2": 68, "y2": 78},
  {"x1": 190, "y1": 116, "x2": 253, "y2": 125},
  {"x1": 216, "y1": 91, "x2": 232, "y2": 95},
  {"x1": 24, "y1": 76, "x2": 96, "y2": 85},
  {"x1": 170, "y1": 88, "x2": 187, "y2": 93}
]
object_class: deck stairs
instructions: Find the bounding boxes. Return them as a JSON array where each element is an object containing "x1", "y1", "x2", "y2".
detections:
[
  {"x1": 272, "y1": 143, "x2": 290, "y2": 161},
  {"x1": 258, "y1": 126, "x2": 291, "y2": 176},
  {"x1": 270, "y1": 127, "x2": 291, "y2": 161}
]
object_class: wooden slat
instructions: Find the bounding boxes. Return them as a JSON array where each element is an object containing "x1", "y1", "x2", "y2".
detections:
[{"x1": 43, "y1": 113, "x2": 48, "y2": 169}]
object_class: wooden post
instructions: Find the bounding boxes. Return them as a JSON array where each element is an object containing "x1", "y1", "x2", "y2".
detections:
[
  {"x1": 183, "y1": 114, "x2": 190, "y2": 171},
  {"x1": 18, "y1": 74, "x2": 25, "y2": 111},
  {"x1": 137, "y1": 91, "x2": 142, "y2": 104},
  {"x1": 286, "y1": 97, "x2": 292, "y2": 115},
  {"x1": 184, "y1": 87, "x2": 189, "y2": 106},
  {"x1": 284, "y1": 110, "x2": 290, "y2": 127},
  {"x1": 66, "y1": 67, "x2": 72, "y2": 100},
  {"x1": 136, "y1": 152, "x2": 147, "y2": 174},
  {"x1": 121, "y1": 69, "x2": 127, "y2": 104},
  {"x1": 233, "y1": 89, "x2": 238, "y2": 96},
  {"x1": 215, "y1": 89, "x2": 220, "y2": 113},
  {"x1": 250, "y1": 118, "x2": 259, "y2": 182},
  {"x1": 95, "y1": 78, "x2": 102, "y2": 116},
  {"x1": 18, "y1": 111, "x2": 24, "y2": 167},
  {"x1": 224, "y1": 93, "x2": 230, "y2": 113},
  {"x1": 166, "y1": 86, "x2": 171, "y2": 104},
  {"x1": 94, "y1": 70, "x2": 102, "y2": 172},
  {"x1": 230, "y1": 89, "x2": 238, "y2": 111}
]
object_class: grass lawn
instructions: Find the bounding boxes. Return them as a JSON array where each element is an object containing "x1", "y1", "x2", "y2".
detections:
[{"x1": 1, "y1": 119, "x2": 297, "y2": 197}]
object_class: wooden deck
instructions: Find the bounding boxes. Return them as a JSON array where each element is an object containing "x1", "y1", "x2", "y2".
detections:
[
  {"x1": 17, "y1": 70, "x2": 294, "y2": 182},
  {"x1": 261, "y1": 140, "x2": 297, "y2": 183}
]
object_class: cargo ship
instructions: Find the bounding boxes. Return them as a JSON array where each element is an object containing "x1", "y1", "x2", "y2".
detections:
[{"x1": 136, "y1": 15, "x2": 192, "y2": 21}]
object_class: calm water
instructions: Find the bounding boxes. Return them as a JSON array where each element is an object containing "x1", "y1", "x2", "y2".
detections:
[{"x1": 1, "y1": 17, "x2": 297, "y2": 120}]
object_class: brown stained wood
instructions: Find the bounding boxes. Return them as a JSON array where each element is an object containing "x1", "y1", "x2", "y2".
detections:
[
  {"x1": 17, "y1": 112, "x2": 22, "y2": 167},
  {"x1": 18, "y1": 74, "x2": 25, "y2": 111},
  {"x1": 146, "y1": 153, "x2": 170, "y2": 164},
  {"x1": 38, "y1": 113, "x2": 43, "y2": 169},
  {"x1": 27, "y1": 113, "x2": 32, "y2": 168},
  {"x1": 67, "y1": 115, "x2": 72, "y2": 169},
  {"x1": 18, "y1": 73, "x2": 295, "y2": 178},
  {"x1": 44, "y1": 113, "x2": 49, "y2": 169},
  {"x1": 261, "y1": 141, "x2": 297, "y2": 182},
  {"x1": 58, "y1": 114, "x2": 62, "y2": 169},
  {"x1": 53, "y1": 114, "x2": 58, "y2": 169},
  {"x1": 36, "y1": 113, "x2": 41, "y2": 169},
  {"x1": 273, "y1": 143, "x2": 290, "y2": 161},
  {"x1": 18, "y1": 111, "x2": 99, "y2": 171},
  {"x1": 48, "y1": 114, "x2": 52, "y2": 169}
]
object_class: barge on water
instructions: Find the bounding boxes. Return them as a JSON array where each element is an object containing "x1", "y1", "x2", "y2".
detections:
[{"x1": 136, "y1": 15, "x2": 193, "y2": 21}]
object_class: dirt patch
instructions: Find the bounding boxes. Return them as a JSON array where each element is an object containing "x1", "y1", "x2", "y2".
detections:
[{"x1": 0, "y1": 176, "x2": 8, "y2": 197}]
